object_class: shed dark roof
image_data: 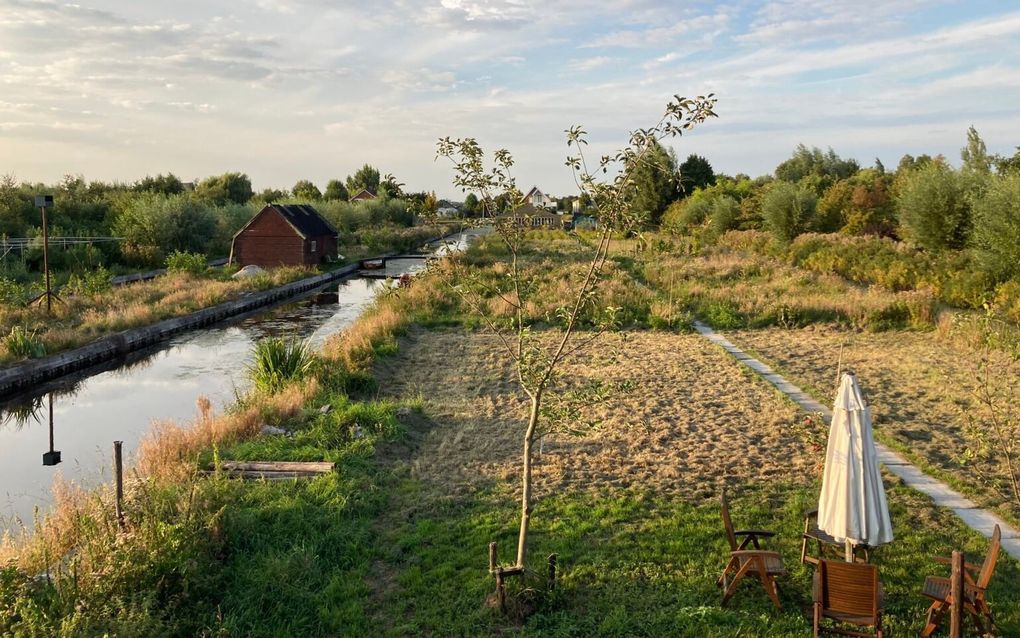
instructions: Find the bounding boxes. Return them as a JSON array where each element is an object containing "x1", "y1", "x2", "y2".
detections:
[{"x1": 266, "y1": 203, "x2": 337, "y2": 238}]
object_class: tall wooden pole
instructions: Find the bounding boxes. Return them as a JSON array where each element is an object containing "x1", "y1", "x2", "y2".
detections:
[
  {"x1": 114, "y1": 440, "x2": 124, "y2": 528},
  {"x1": 41, "y1": 205, "x2": 52, "y2": 315}
]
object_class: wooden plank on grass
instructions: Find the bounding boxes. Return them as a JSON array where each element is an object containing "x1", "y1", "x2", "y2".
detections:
[{"x1": 213, "y1": 461, "x2": 335, "y2": 473}]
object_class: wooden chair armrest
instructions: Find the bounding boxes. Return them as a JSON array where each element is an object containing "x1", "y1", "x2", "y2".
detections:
[
  {"x1": 734, "y1": 530, "x2": 775, "y2": 538},
  {"x1": 729, "y1": 550, "x2": 782, "y2": 559},
  {"x1": 804, "y1": 509, "x2": 818, "y2": 518},
  {"x1": 932, "y1": 556, "x2": 981, "y2": 572}
]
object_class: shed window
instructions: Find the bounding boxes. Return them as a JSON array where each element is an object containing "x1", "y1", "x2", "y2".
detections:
[{"x1": 310, "y1": 240, "x2": 317, "y2": 252}]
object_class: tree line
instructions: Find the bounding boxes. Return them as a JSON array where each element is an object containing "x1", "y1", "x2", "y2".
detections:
[{"x1": 0, "y1": 164, "x2": 429, "y2": 276}]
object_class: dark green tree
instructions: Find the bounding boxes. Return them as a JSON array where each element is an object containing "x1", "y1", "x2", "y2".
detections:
[
  {"x1": 462, "y1": 192, "x2": 480, "y2": 215},
  {"x1": 196, "y1": 172, "x2": 253, "y2": 205},
  {"x1": 625, "y1": 139, "x2": 678, "y2": 225},
  {"x1": 993, "y1": 147, "x2": 1020, "y2": 175},
  {"x1": 678, "y1": 154, "x2": 715, "y2": 195},
  {"x1": 345, "y1": 164, "x2": 381, "y2": 195},
  {"x1": 377, "y1": 173, "x2": 405, "y2": 200},
  {"x1": 133, "y1": 173, "x2": 184, "y2": 196},
  {"x1": 292, "y1": 180, "x2": 322, "y2": 200},
  {"x1": 323, "y1": 179, "x2": 349, "y2": 201}
]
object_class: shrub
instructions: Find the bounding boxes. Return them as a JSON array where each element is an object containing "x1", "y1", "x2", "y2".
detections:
[
  {"x1": 760, "y1": 182, "x2": 818, "y2": 240},
  {"x1": 165, "y1": 250, "x2": 207, "y2": 274},
  {"x1": 0, "y1": 277, "x2": 26, "y2": 305},
  {"x1": 970, "y1": 174, "x2": 1020, "y2": 282},
  {"x1": 896, "y1": 162, "x2": 970, "y2": 250},
  {"x1": 64, "y1": 265, "x2": 112, "y2": 296},
  {"x1": 114, "y1": 194, "x2": 217, "y2": 266},
  {"x1": 707, "y1": 196, "x2": 740, "y2": 240},
  {"x1": 5, "y1": 326, "x2": 46, "y2": 359},
  {"x1": 248, "y1": 337, "x2": 315, "y2": 393}
]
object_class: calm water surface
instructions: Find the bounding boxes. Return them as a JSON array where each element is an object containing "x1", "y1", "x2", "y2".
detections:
[{"x1": 0, "y1": 278, "x2": 384, "y2": 530}]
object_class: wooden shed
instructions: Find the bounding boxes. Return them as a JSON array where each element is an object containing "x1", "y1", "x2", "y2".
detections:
[{"x1": 230, "y1": 203, "x2": 338, "y2": 267}]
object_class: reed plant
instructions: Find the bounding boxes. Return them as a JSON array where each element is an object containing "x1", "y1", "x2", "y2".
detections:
[
  {"x1": 3, "y1": 326, "x2": 45, "y2": 359},
  {"x1": 248, "y1": 337, "x2": 315, "y2": 393}
]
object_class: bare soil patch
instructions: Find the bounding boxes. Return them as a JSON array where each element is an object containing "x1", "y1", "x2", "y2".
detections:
[{"x1": 372, "y1": 327, "x2": 812, "y2": 501}]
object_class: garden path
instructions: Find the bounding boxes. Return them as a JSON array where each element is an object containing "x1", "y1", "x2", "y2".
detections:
[{"x1": 693, "y1": 321, "x2": 1020, "y2": 559}]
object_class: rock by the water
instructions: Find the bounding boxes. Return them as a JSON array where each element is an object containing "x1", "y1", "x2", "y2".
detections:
[
  {"x1": 233, "y1": 265, "x2": 266, "y2": 280},
  {"x1": 260, "y1": 424, "x2": 289, "y2": 436}
]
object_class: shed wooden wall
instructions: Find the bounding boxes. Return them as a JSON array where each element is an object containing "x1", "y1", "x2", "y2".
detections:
[{"x1": 233, "y1": 209, "x2": 309, "y2": 267}]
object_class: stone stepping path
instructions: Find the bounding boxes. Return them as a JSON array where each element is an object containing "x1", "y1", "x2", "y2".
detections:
[{"x1": 693, "y1": 321, "x2": 1020, "y2": 559}]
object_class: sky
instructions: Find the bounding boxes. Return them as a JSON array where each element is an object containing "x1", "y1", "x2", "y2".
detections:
[{"x1": 1, "y1": 0, "x2": 1019, "y2": 198}]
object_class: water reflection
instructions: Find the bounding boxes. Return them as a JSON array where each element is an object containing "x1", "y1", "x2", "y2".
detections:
[{"x1": 0, "y1": 278, "x2": 382, "y2": 531}]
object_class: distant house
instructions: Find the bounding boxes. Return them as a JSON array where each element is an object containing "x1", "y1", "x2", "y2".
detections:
[
  {"x1": 498, "y1": 203, "x2": 567, "y2": 228},
  {"x1": 437, "y1": 206, "x2": 459, "y2": 217},
  {"x1": 520, "y1": 186, "x2": 556, "y2": 210},
  {"x1": 230, "y1": 203, "x2": 338, "y2": 267},
  {"x1": 349, "y1": 189, "x2": 377, "y2": 202}
]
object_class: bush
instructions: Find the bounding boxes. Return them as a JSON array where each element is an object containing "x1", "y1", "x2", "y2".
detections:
[
  {"x1": 707, "y1": 196, "x2": 740, "y2": 240},
  {"x1": 165, "y1": 250, "x2": 207, "y2": 275},
  {"x1": 970, "y1": 174, "x2": 1020, "y2": 282},
  {"x1": 0, "y1": 277, "x2": 27, "y2": 305},
  {"x1": 5, "y1": 326, "x2": 45, "y2": 359},
  {"x1": 114, "y1": 194, "x2": 217, "y2": 266},
  {"x1": 248, "y1": 337, "x2": 315, "y2": 393},
  {"x1": 896, "y1": 162, "x2": 970, "y2": 250},
  {"x1": 761, "y1": 182, "x2": 818, "y2": 240},
  {"x1": 64, "y1": 265, "x2": 112, "y2": 296}
]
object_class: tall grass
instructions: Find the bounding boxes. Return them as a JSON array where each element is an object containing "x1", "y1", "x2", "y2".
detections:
[
  {"x1": 248, "y1": 337, "x2": 315, "y2": 393},
  {"x1": 3, "y1": 326, "x2": 45, "y2": 359}
]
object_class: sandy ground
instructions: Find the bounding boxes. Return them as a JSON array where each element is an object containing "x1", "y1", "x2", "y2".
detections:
[
  {"x1": 373, "y1": 327, "x2": 813, "y2": 501},
  {"x1": 728, "y1": 325, "x2": 1020, "y2": 519}
]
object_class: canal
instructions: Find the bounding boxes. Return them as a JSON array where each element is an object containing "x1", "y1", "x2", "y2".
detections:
[{"x1": 0, "y1": 229, "x2": 481, "y2": 533}]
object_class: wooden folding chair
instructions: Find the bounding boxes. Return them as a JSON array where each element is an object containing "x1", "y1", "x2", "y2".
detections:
[
  {"x1": 801, "y1": 509, "x2": 871, "y2": 564},
  {"x1": 717, "y1": 490, "x2": 786, "y2": 610},
  {"x1": 812, "y1": 559, "x2": 884, "y2": 637},
  {"x1": 920, "y1": 524, "x2": 1001, "y2": 638}
]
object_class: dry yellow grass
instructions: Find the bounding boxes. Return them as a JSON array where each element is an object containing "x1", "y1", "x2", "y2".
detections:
[
  {"x1": 373, "y1": 327, "x2": 813, "y2": 501},
  {"x1": 0, "y1": 267, "x2": 312, "y2": 365},
  {"x1": 727, "y1": 325, "x2": 1020, "y2": 520}
]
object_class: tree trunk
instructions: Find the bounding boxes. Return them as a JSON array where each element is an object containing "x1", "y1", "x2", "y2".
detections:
[{"x1": 516, "y1": 395, "x2": 540, "y2": 568}]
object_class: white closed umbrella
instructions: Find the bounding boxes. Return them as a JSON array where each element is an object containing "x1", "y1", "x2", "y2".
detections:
[{"x1": 817, "y1": 372, "x2": 894, "y2": 560}]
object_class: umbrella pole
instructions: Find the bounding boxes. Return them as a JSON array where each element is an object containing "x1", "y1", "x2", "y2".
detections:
[{"x1": 845, "y1": 539, "x2": 854, "y2": 563}]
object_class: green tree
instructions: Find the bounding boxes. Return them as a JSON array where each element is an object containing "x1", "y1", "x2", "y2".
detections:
[
  {"x1": 292, "y1": 180, "x2": 322, "y2": 200},
  {"x1": 345, "y1": 164, "x2": 380, "y2": 195},
  {"x1": 323, "y1": 179, "x2": 349, "y2": 201},
  {"x1": 896, "y1": 162, "x2": 970, "y2": 250},
  {"x1": 961, "y1": 126, "x2": 991, "y2": 176},
  {"x1": 761, "y1": 181, "x2": 818, "y2": 240},
  {"x1": 775, "y1": 144, "x2": 859, "y2": 183},
  {"x1": 624, "y1": 139, "x2": 678, "y2": 226},
  {"x1": 678, "y1": 154, "x2": 715, "y2": 195},
  {"x1": 377, "y1": 173, "x2": 405, "y2": 200},
  {"x1": 970, "y1": 174, "x2": 1020, "y2": 281},
  {"x1": 462, "y1": 192, "x2": 480, "y2": 215},
  {"x1": 134, "y1": 173, "x2": 184, "y2": 196},
  {"x1": 993, "y1": 147, "x2": 1020, "y2": 175},
  {"x1": 114, "y1": 193, "x2": 217, "y2": 265},
  {"x1": 253, "y1": 188, "x2": 288, "y2": 203},
  {"x1": 196, "y1": 172, "x2": 253, "y2": 205}
]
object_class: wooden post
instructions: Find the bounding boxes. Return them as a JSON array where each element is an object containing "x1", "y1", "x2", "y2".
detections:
[
  {"x1": 495, "y1": 567, "x2": 506, "y2": 614},
  {"x1": 488, "y1": 541, "x2": 497, "y2": 573},
  {"x1": 950, "y1": 550, "x2": 964, "y2": 638},
  {"x1": 547, "y1": 553, "x2": 557, "y2": 591},
  {"x1": 114, "y1": 440, "x2": 124, "y2": 528}
]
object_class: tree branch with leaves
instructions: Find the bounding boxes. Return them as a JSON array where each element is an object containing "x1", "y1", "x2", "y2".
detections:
[{"x1": 435, "y1": 95, "x2": 717, "y2": 586}]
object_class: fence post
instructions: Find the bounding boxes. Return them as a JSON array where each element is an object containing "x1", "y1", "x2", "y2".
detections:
[
  {"x1": 950, "y1": 550, "x2": 964, "y2": 638},
  {"x1": 114, "y1": 441, "x2": 124, "y2": 529}
]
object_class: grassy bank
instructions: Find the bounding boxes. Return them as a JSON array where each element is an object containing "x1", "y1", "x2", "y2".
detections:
[
  {"x1": 0, "y1": 265, "x2": 314, "y2": 366},
  {"x1": 2, "y1": 234, "x2": 1017, "y2": 636}
]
